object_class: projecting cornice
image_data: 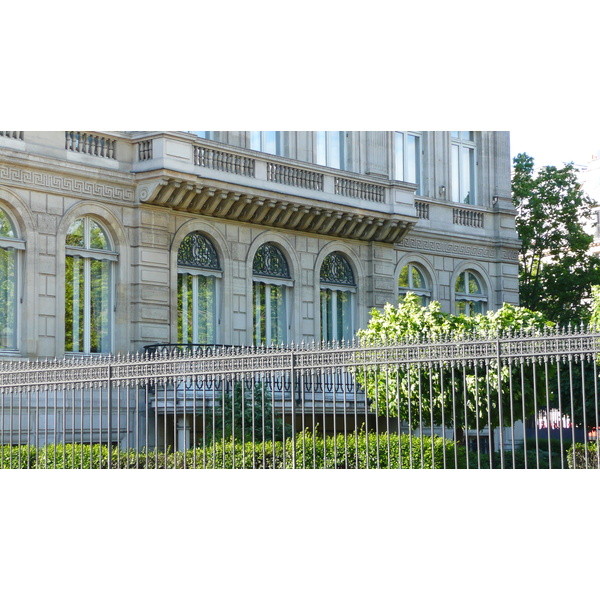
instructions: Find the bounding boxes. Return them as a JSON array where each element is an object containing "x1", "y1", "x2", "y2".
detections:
[{"x1": 135, "y1": 172, "x2": 417, "y2": 244}]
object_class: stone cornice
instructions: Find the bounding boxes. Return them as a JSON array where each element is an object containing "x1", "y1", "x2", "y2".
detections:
[{"x1": 136, "y1": 172, "x2": 417, "y2": 244}]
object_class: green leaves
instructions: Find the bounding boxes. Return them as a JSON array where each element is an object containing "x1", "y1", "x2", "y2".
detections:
[{"x1": 512, "y1": 153, "x2": 600, "y2": 323}]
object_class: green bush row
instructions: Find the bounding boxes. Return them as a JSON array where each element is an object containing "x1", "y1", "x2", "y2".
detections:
[
  {"x1": 3, "y1": 433, "x2": 597, "y2": 469},
  {"x1": 1, "y1": 432, "x2": 467, "y2": 469}
]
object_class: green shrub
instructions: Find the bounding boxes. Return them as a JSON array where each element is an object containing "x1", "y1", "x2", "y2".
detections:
[
  {"x1": 566, "y1": 443, "x2": 599, "y2": 469},
  {"x1": 0, "y1": 444, "x2": 36, "y2": 469}
]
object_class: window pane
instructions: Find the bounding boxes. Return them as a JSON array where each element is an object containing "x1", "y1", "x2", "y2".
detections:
[
  {"x1": 320, "y1": 289, "x2": 331, "y2": 341},
  {"x1": 177, "y1": 273, "x2": 193, "y2": 344},
  {"x1": 66, "y1": 219, "x2": 85, "y2": 247},
  {"x1": 196, "y1": 275, "x2": 215, "y2": 344},
  {"x1": 411, "y1": 265, "x2": 425, "y2": 289},
  {"x1": 337, "y1": 290, "x2": 352, "y2": 340},
  {"x1": 253, "y1": 282, "x2": 266, "y2": 346},
  {"x1": 0, "y1": 209, "x2": 15, "y2": 238},
  {"x1": 250, "y1": 131, "x2": 261, "y2": 151},
  {"x1": 65, "y1": 255, "x2": 85, "y2": 352},
  {"x1": 270, "y1": 285, "x2": 286, "y2": 345},
  {"x1": 316, "y1": 131, "x2": 326, "y2": 166},
  {"x1": 460, "y1": 146, "x2": 472, "y2": 204},
  {"x1": 89, "y1": 258, "x2": 111, "y2": 353},
  {"x1": 327, "y1": 131, "x2": 341, "y2": 169},
  {"x1": 394, "y1": 132, "x2": 404, "y2": 181},
  {"x1": 0, "y1": 248, "x2": 17, "y2": 349},
  {"x1": 406, "y1": 134, "x2": 417, "y2": 184},
  {"x1": 263, "y1": 131, "x2": 277, "y2": 155},
  {"x1": 398, "y1": 265, "x2": 409, "y2": 288},
  {"x1": 467, "y1": 272, "x2": 482, "y2": 294},
  {"x1": 456, "y1": 272, "x2": 466, "y2": 293},
  {"x1": 89, "y1": 220, "x2": 110, "y2": 250},
  {"x1": 451, "y1": 144, "x2": 460, "y2": 203}
]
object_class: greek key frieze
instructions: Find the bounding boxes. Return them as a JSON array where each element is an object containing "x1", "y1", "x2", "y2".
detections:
[
  {"x1": 0, "y1": 165, "x2": 133, "y2": 202},
  {"x1": 395, "y1": 235, "x2": 495, "y2": 259}
]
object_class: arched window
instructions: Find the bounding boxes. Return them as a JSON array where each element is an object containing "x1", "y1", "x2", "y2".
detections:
[
  {"x1": 398, "y1": 263, "x2": 431, "y2": 306},
  {"x1": 65, "y1": 217, "x2": 116, "y2": 353},
  {"x1": 455, "y1": 270, "x2": 487, "y2": 315},
  {"x1": 252, "y1": 243, "x2": 291, "y2": 346},
  {"x1": 0, "y1": 207, "x2": 24, "y2": 351},
  {"x1": 177, "y1": 232, "x2": 221, "y2": 344},
  {"x1": 320, "y1": 252, "x2": 355, "y2": 342}
]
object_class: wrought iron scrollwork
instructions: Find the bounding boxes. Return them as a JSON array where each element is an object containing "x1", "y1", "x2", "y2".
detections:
[
  {"x1": 177, "y1": 232, "x2": 220, "y2": 270},
  {"x1": 253, "y1": 243, "x2": 290, "y2": 278},
  {"x1": 320, "y1": 252, "x2": 355, "y2": 285}
]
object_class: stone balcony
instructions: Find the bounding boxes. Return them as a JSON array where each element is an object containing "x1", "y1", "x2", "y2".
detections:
[{"x1": 130, "y1": 132, "x2": 419, "y2": 244}]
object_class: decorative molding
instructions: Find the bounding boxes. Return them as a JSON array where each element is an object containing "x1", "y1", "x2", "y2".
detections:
[
  {"x1": 396, "y1": 235, "x2": 519, "y2": 262},
  {"x1": 0, "y1": 165, "x2": 134, "y2": 202}
]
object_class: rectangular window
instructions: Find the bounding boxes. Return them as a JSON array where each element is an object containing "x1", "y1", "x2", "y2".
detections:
[
  {"x1": 394, "y1": 132, "x2": 421, "y2": 193},
  {"x1": 451, "y1": 132, "x2": 476, "y2": 204},
  {"x1": 0, "y1": 247, "x2": 17, "y2": 350},
  {"x1": 320, "y1": 289, "x2": 354, "y2": 342},
  {"x1": 250, "y1": 131, "x2": 282, "y2": 156},
  {"x1": 315, "y1": 131, "x2": 345, "y2": 170},
  {"x1": 253, "y1": 282, "x2": 287, "y2": 346},
  {"x1": 178, "y1": 273, "x2": 217, "y2": 344},
  {"x1": 65, "y1": 255, "x2": 111, "y2": 353}
]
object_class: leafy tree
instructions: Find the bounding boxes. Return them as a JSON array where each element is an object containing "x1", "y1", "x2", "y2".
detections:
[
  {"x1": 355, "y1": 294, "x2": 551, "y2": 434},
  {"x1": 512, "y1": 153, "x2": 600, "y2": 323}
]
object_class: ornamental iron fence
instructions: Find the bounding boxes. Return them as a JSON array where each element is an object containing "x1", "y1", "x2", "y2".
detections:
[{"x1": 1, "y1": 328, "x2": 600, "y2": 468}]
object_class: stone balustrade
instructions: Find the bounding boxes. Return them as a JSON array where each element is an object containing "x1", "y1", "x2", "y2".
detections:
[{"x1": 66, "y1": 132, "x2": 117, "y2": 159}]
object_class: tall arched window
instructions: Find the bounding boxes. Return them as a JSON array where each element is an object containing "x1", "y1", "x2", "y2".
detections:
[
  {"x1": 455, "y1": 270, "x2": 487, "y2": 315},
  {"x1": 65, "y1": 217, "x2": 116, "y2": 354},
  {"x1": 177, "y1": 232, "x2": 221, "y2": 344},
  {"x1": 320, "y1": 252, "x2": 355, "y2": 342},
  {"x1": 0, "y1": 207, "x2": 24, "y2": 351},
  {"x1": 252, "y1": 243, "x2": 291, "y2": 346},
  {"x1": 398, "y1": 263, "x2": 431, "y2": 306}
]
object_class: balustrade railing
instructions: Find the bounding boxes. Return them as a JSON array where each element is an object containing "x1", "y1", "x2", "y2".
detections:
[
  {"x1": 266, "y1": 162, "x2": 323, "y2": 191},
  {"x1": 334, "y1": 177, "x2": 386, "y2": 203},
  {"x1": 194, "y1": 145, "x2": 255, "y2": 177},
  {"x1": 415, "y1": 201, "x2": 430, "y2": 219},
  {"x1": 66, "y1": 132, "x2": 116, "y2": 159},
  {"x1": 453, "y1": 207, "x2": 484, "y2": 228},
  {"x1": 0, "y1": 131, "x2": 23, "y2": 140},
  {"x1": 138, "y1": 140, "x2": 153, "y2": 161}
]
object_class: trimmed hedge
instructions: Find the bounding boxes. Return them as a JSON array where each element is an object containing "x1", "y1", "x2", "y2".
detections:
[
  {"x1": 2, "y1": 432, "x2": 470, "y2": 469},
  {"x1": 4, "y1": 433, "x2": 596, "y2": 469}
]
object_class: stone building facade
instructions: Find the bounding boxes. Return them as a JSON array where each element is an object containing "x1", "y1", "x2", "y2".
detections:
[{"x1": 0, "y1": 130, "x2": 519, "y2": 360}]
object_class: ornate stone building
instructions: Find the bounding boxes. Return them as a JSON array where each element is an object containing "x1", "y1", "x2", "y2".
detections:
[{"x1": 0, "y1": 131, "x2": 519, "y2": 360}]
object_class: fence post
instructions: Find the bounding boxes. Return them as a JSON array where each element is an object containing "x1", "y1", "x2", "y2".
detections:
[
  {"x1": 496, "y1": 337, "x2": 505, "y2": 468},
  {"x1": 290, "y1": 346, "x2": 296, "y2": 469},
  {"x1": 107, "y1": 360, "x2": 112, "y2": 470}
]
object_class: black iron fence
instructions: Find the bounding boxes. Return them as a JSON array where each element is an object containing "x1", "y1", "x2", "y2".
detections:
[{"x1": 1, "y1": 328, "x2": 599, "y2": 468}]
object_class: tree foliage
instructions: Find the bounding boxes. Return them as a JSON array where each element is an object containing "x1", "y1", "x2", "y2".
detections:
[
  {"x1": 355, "y1": 294, "x2": 552, "y2": 433},
  {"x1": 512, "y1": 153, "x2": 600, "y2": 323}
]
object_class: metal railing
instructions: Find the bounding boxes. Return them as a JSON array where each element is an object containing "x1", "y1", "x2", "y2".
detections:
[{"x1": 1, "y1": 329, "x2": 599, "y2": 468}]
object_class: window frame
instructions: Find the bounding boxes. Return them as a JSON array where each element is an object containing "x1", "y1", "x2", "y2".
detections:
[
  {"x1": 0, "y1": 207, "x2": 24, "y2": 352},
  {"x1": 398, "y1": 263, "x2": 432, "y2": 306},
  {"x1": 451, "y1": 131, "x2": 477, "y2": 205},
  {"x1": 315, "y1": 131, "x2": 346, "y2": 170},
  {"x1": 394, "y1": 131, "x2": 422, "y2": 194},
  {"x1": 319, "y1": 252, "x2": 356, "y2": 342},
  {"x1": 176, "y1": 232, "x2": 222, "y2": 345},
  {"x1": 454, "y1": 270, "x2": 488, "y2": 316},
  {"x1": 64, "y1": 216, "x2": 117, "y2": 355},
  {"x1": 252, "y1": 243, "x2": 292, "y2": 347},
  {"x1": 249, "y1": 131, "x2": 283, "y2": 156}
]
